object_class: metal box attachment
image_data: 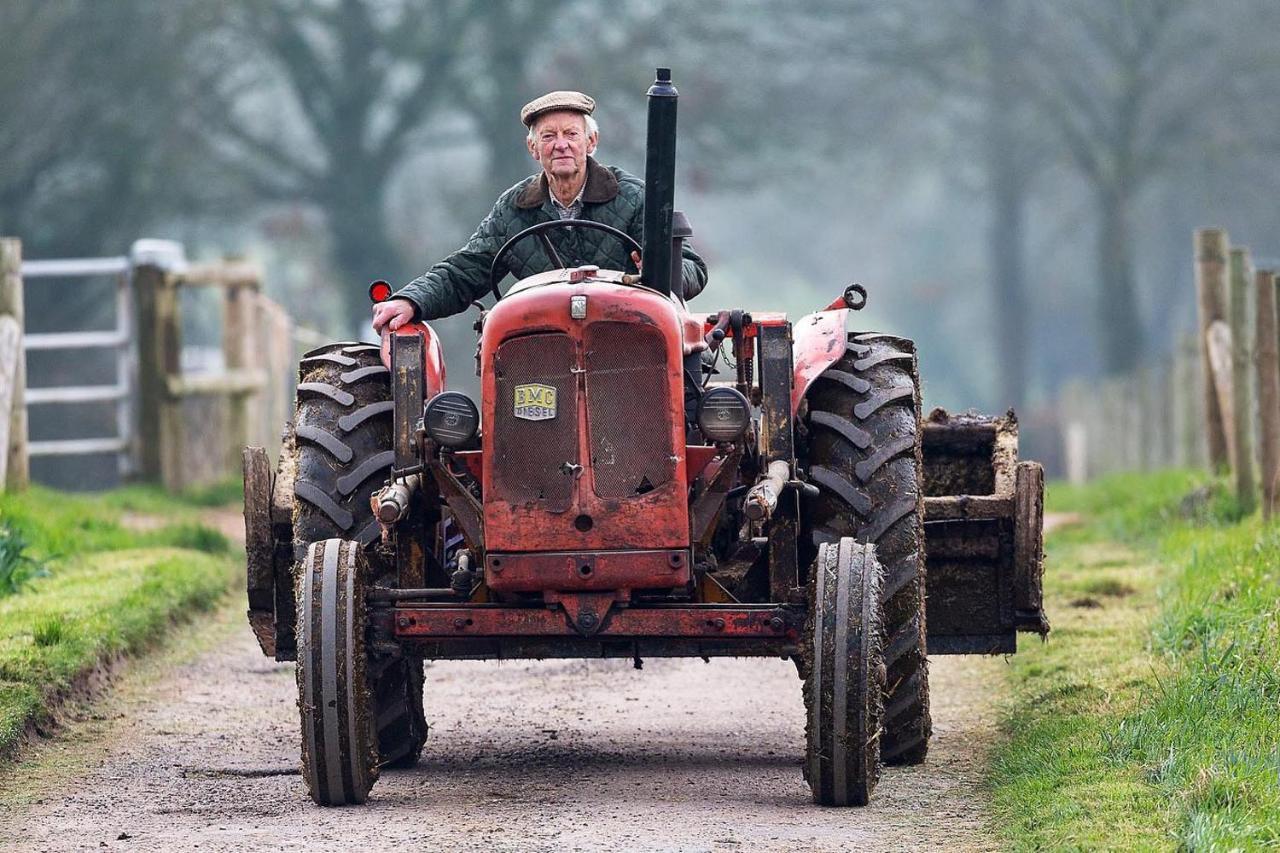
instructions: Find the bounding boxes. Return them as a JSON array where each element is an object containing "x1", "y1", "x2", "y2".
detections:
[{"x1": 922, "y1": 409, "x2": 1048, "y2": 654}]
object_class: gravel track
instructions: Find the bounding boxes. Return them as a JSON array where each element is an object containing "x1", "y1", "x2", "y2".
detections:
[
  {"x1": 0, "y1": 614, "x2": 1004, "y2": 852},
  {"x1": 0, "y1": 507, "x2": 1049, "y2": 852}
]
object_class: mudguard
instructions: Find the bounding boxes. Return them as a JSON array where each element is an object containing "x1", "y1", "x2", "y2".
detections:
[{"x1": 790, "y1": 305, "x2": 850, "y2": 415}]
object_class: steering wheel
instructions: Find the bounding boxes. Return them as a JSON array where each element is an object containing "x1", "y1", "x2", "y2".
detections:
[{"x1": 488, "y1": 219, "x2": 643, "y2": 302}]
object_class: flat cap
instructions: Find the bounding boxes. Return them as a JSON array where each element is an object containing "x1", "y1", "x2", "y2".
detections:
[{"x1": 520, "y1": 90, "x2": 596, "y2": 127}]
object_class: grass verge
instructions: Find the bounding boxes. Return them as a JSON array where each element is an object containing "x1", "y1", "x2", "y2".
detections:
[
  {"x1": 990, "y1": 470, "x2": 1280, "y2": 850},
  {"x1": 0, "y1": 485, "x2": 238, "y2": 755}
]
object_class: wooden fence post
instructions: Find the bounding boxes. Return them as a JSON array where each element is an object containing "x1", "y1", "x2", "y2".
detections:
[
  {"x1": 1255, "y1": 268, "x2": 1280, "y2": 519},
  {"x1": 1206, "y1": 321, "x2": 1236, "y2": 466},
  {"x1": 132, "y1": 262, "x2": 183, "y2": 490},
  {"x1": 0, "y1": 238, "x2": 28, "y2": 491},
  {"x1": 0, "y1": 315, "x2": 18, "y2": 490},
  {"x1": 1060, "y1": 379, "x2": 1088, "y2": 484},
  {"x1": 1229, "y1": 247, "x2": 1256, "y2": 513},
  {"x1": 222, "y1": 278, "x2": 256, "y2": 475},
  {"x1": 1137, "y1": 365, "x2": 1165, "y2": 470},
  {"x1": 1196, "y1": 229, "x2": 1232, "y2": 470},
  {"x1": 1174, "y1": 335, "x2": 1204, "y2": 468},
  {"x1": 259, "y1": 296, "x2": 294, "y2": 461}
]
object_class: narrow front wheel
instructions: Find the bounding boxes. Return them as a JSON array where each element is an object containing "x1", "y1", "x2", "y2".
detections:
[
  {"x1": 297, "y1": 538, "x2": 379, "y2": 806},
  {"x1": 803, "y1": 538, "x2": 885, "y2": 806}
]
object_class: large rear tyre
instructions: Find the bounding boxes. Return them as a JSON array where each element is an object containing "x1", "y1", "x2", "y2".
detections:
[
  {"x1": 804, "y1": 538, "x2": 885, "y2": 806},
  {"x1": 297, "y1": 538, "x2": 378, "y2": 806},
  {"x1": 801, "y1": 333, "x2": 931, "y2": 765},
  {"x1": 371, "y1": 656, "x2": 428, "y2": 769},
  {"x1": 293, "y1": 342, "x2": 428, "y2": 768},
  {"x1": 294, "y1": 342, "x2": 393, "y2": 550}
]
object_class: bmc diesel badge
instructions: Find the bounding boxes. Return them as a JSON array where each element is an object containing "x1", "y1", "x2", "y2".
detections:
[{"x1": 513, "y1": 383, "x2": 557, "y2": 421}]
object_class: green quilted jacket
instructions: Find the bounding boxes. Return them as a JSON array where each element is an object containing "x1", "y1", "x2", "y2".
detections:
[{"x1": 394, "y1": 157, "x2": 709, "y2": 320}]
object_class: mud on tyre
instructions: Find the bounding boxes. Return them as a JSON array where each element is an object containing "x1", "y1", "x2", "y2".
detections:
[
  {"x1": 293, "y1": 342, "x2": 428, "y2": 769},
  {"x1": 297, "y1": 538, "x2": 378, "y2": 805},
  {"x1": 803, "y1": 538, "x2": 885, "y2": 806},
  {"x1": 800, "y1": 332, "x2": 931, "y2": 765}
]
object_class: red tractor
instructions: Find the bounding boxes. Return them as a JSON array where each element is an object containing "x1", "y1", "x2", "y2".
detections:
[{"x1": 243, "y1": 69, "x2": 1048, "y2": 808}]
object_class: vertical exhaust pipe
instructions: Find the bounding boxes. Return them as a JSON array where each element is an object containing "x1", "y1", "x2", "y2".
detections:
[{"x1": 643, "y1": 68, "x2": 678, "y2": 297}]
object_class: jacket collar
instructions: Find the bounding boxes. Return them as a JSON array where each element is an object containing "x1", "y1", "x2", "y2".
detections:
[{"x1": 515, "y1": 156, "x2": 619, "y2": 209}]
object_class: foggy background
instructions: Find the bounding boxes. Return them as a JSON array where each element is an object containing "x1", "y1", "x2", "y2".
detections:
[{"x1": 5, "y1": 0, "x2": 1280, "y2": 479}]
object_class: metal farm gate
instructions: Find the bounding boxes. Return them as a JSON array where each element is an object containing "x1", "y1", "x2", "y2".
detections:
[{"x1": 19, "y1": 253, "x2": 136, "y2": 480}]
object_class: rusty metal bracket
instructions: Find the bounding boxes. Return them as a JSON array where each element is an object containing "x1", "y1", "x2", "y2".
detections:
[
  {"x1": 390, "y1": 332, "x2": 428, "y2": 588},
  {"x1": 391, "y1": 333, "x2": 424, "y2": 469},
  {"x1": 242, "y1": 446, "x2": 274, "y2": 614},
  {"x1": 757, "y1": 322, "x2": 799, "y2": 602},
  {"x1": 690, "y1": 449, "x2": 741, "y2": 547},
  {"x1": 429, "y1": 457, "x2": 484, "y2": 553},
  {"x1": 545, "y1": 591, "x2": 619, "y2": 636}
]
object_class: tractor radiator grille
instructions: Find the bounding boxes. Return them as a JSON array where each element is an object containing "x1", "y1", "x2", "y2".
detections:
[
  {"x1": 492, "y1": 333, "x2": 578, "y2": 512},
  {"x1": 584, "y1": 321, "x2": 674, "y2": 498}
]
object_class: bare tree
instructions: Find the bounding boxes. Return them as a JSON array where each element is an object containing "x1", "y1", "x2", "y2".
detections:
[
  {"x1": 1022, "y1": 0, "x2": 1272, "y2": 373},
  {"x1": 211, "y1": 0, "x2": 588, "y2": 321},
  {"x1": 0, "y1": 1, "x2": 224, "y2": 259},
  {"x1": 839, "y1": 1, "x2": 1046, "y2": 409}
]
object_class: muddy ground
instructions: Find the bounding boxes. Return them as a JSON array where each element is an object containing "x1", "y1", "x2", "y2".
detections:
[{"x1": 0, "y1": 509, "x2": 1059, "y2": 852}]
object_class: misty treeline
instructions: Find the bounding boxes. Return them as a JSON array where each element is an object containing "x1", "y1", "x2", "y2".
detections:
[{"x1": 3, "y1": 0, "x2": 1279, "y2": 411}]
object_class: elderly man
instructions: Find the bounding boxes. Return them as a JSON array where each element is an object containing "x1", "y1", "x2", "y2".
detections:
[{"x1": 372, "y1": 90, "x2": 708, "y2": 334}]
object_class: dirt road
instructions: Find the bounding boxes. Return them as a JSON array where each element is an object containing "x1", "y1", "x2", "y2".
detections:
[
  {"x1": 0, "y1": 603, "x2": 1005, "y2": 853},
  {"x1": 0, "y1": 507, "x2": 1053, "y2": 851}
]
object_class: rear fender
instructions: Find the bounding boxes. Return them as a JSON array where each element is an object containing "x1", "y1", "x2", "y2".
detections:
[
  {"x1": 379, "y1": 323, "x2": 447, "y2": 398},
  {"x1": 790, "y1": 306, "x2": 850, "y2": 415}
]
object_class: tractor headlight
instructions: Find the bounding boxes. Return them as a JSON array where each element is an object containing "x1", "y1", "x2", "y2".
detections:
[
  {"x1": 424, "y1": 392, "x2": 479, "y2": 448},
  {"x1": 696, "y1": 387, "x2": 751, "y2": 442}
]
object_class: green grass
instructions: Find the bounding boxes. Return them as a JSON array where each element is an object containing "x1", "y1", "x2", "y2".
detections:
[
  {"x1": 0, "y1": 485, "x2": 230, "y2": 564},
  {"x1": 0, "y1": 522, "x2": 47, "y2": 596},
  {"x1": 0, "y1": 484, "x2": 238, "y2": 756},
  {"x1": 991, "y1": 470, "x2": 1280, "y2": 850}
]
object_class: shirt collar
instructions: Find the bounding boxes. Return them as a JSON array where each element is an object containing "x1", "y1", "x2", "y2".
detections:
[
  {"x1": 515, "y1": 156, "x2": 620, "y2": 209},
  {"x1": 549, "y1": 180, "x2": 586, "y2": 215}
]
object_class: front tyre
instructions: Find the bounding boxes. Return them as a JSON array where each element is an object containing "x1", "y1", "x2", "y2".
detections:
[
  {"x1": 803, "y1": 538, "x2": 885, "y2": 807},
  {"x1": 297, "y1": 538, "x2": 378, "y2": 806}
]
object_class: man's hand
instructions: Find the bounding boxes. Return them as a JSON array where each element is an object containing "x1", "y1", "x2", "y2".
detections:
[
  {"x1": 630, "y1": 250, "x2": 643, "y2": 273},
  {"x1": 372, "y1": 299, "x2": 416, "y2": 335}
]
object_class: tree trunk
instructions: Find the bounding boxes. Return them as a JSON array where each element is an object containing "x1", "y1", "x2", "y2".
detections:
[
  {"x1": 473, "y1": 7, "x2": 539, "y2": 198},
  {"x1": 477, "y1": 71, "x2": 537, "y2": 197},
  {"x1": 1096, "y1": 188, "x2": 1143, "y2": 374},
  {"x1": 327, "y1": 181, "x2": 405, "y2": 334},
  {"x1": 0, "y1": 237, "x2": 27, "y2": 491},
  {"x1": 983, "y1": 2, "x2": 1030, "y2": 412}
]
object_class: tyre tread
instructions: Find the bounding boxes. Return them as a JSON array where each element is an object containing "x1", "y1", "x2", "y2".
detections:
[
  {"x1": 801, "y1": 334, "x2": 931, "y2": 766},
  {"x1": 292, "y1": 343, "x2": 427, "y2": 777}
]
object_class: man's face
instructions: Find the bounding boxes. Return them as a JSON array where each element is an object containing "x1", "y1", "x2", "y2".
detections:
[{"x1": 527, "y1": 111, "x2": 597, "y2": 181}]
